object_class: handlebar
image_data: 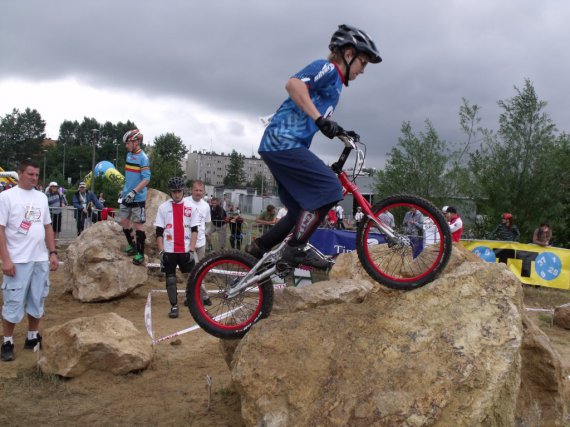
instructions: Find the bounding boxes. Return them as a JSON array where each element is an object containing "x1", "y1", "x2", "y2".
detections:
[{"x1": 331, "y1": 131, "x2": 364, "y2": 175}]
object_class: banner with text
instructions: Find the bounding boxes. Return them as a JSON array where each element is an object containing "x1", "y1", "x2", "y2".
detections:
[{"x1": 461, "y1": 240, "x2": 570, "y2": 290}]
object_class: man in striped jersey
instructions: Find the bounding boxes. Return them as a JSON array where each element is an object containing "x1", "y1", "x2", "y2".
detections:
[
  {"x1": 119, "y1": 129, "x2": 151, "y2": 266},
  {"x1": 155, "y1": 177, "x2": 199, "y2": 318}
]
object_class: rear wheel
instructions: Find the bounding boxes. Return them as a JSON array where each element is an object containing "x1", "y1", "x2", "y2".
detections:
[
  {"x1": 356, "y1": 194, "x2": 452, "y2": 290},
  {"x1": 186, "y1": 250, "x2": 274, "y2": 339}
]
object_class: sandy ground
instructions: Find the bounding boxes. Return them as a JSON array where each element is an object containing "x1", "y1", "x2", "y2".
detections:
[
  {"x1": 0, "y1": 267, "x2": 243, "y2": 427},
  {"x1": 0, "y1": 265, "x2": 568, "y2": 426}
]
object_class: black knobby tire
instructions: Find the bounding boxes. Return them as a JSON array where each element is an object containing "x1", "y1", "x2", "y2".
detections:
[
  {"x1": 186, "y1": 250, "x2": 274, "y2": 339},
  {"x1": 356, "y1": 194, "x2": 452, "y2": 290}
]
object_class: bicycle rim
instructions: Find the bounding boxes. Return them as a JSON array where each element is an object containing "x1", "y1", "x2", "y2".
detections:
[
  {"x1": 186, "y1": 251, "x2": 274, "y2": 339},
  {"x1": 357, "y1": 194, "x2": 452, "y2": 290}
]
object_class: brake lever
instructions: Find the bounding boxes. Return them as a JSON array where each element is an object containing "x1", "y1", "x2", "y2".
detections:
[{"x1": 338, "y1": 134, "x2": 357, "y2": 149}]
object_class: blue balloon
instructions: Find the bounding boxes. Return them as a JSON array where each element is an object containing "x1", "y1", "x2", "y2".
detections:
[{"x1": 94, "y1": 161, "x2": 115, "y2": 177}]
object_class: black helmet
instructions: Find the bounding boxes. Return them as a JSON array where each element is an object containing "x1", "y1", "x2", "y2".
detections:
[
  {"x1": 329, "y1": 24, "x2": 382, "y2": 64},
  {"x1": 168, "y1": 176, "x2": 185, "y2": 191}
]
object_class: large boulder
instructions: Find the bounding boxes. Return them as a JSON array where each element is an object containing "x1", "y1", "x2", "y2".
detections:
[
  {"x1": 63, "y1": 220, "x2": 147, "y2": 301},
  {"x1": 38, "y1": 312, "x2": 153, "y2": 378},
  {"x1": 516, "y1": 313, "x2": 568, "y2": 426},
  {"x1": 140, "y1": 188, "x2": 170, "y2": 258},
  {"x1": 228, "y1": 246, "x2": 525, "y2": 426}
]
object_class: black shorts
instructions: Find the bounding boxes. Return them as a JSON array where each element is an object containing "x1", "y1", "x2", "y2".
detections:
[{"x1": 162, "y1": 252, "x2": 195, "y2": 275}]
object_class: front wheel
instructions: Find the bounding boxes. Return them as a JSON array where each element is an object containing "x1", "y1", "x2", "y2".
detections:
[
  {"x1": 186, "y1": 250, "x2": 274, "y2": 339},
  {"x1": 356, "y1": 194, "x2": 452, "y2": 290}
]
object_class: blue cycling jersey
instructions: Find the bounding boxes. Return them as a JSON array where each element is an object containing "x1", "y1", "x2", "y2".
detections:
[
  {"x1": 123, "y1": 148, "x2": 151, "y2": 202},
  {"x1": 259, "y1": 59, "x2": 343, "y2": 152}
]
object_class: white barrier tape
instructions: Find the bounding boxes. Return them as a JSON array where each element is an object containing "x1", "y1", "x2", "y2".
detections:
[{"x1": 524, "y1": 307, "x2": 555, "y2": 313}]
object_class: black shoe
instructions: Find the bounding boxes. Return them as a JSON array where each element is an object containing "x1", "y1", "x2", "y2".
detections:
[
  {"x1": 281, "y1": 245, "x2": 333, "y2": 270},
  {"x1": 1, "y1": 342, "x2": 14, "y2": 361},
  {"x1": 245, "y1": 239, "x2": 267, "y2": 259},
  {"x1": 24, "y1": 333, "x2": 42, "y2": 350},
  {"x1": 203, "y1": 297, "x2": 212, "y2": 307},
  {"x1": 168, "y1": 305, "x2": 179, "y2": 319}
]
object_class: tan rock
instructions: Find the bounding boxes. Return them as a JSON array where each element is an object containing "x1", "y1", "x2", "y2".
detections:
[
  {"x1": 63, "y1": 220, "x2": 147, "y2": 301},
  {"x1": 38, "y1": 313, "x2": 153, "y2": 378},
  {"x1": 230, "y1": 259, "x2": 524, "y2": 426},
  {"x1": 516, "y1": 313, "x2": 567, "y2": 426},
  {"x1": 553, "y1": 303, "x2": 570, "y2": 330}
]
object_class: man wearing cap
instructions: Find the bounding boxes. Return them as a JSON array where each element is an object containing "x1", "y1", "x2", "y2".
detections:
[
  {"x1": 443, "y1": 206, "x2": 463, "y2": 242},
  {"x1": 46, "y1": 182, "x2": 67, "y2": 240},
  {"x1": 72, "y1": 182, "x2": 102, "y2": 236}
]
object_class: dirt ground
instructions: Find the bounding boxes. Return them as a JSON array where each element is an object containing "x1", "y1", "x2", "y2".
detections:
[{"x1": 0, "y1": 268, "x2": 569, "y2": 426}]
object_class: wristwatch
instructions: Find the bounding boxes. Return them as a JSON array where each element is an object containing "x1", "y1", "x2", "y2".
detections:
[{"x1": 49, "y1": 250, "x2": 58, "y2": 256}]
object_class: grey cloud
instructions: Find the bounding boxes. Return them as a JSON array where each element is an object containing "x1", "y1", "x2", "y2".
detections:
[{"x1": 2, "y1": 0, "x2": 570, "y2": 168}]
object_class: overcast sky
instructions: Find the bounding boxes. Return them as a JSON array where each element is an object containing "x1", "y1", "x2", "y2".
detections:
[{"x1": 1, "y1": 0, "x2": 569, "y2": 169}]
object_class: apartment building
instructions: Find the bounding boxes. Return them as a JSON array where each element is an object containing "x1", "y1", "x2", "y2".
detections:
[{"x1": 185, "y1": 150, "x2": 275, "y2": 192}]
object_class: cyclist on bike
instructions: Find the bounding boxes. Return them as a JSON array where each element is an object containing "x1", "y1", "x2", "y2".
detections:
[{"x1": 247, "y1": 24, "x2": 382, "y2": 268}]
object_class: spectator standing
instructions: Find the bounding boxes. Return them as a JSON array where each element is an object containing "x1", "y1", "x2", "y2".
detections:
[
  {"x1": 0, "y1": 159, "x2": 59, "y2": 362},
  {"x1": 442, "y1": 206, "x2": 463, "y2": 242},
  {"x1": 403, "y1": 207, "x2": 424, "y2": 258},
  {"x1": 532, "y1": 222, "x2": 552, "y2": 246},
  {"x1": 72, "y1": 182, "x2": 102, "y2": 236},
  {"x1": 119, "y1": 129, "x2": 151, "y2": 266},
  {"x1": 184, "y1": 180, "x2": 211, "y2": 260},
  {"x1": 491, "y1": 213, "x2": 520, "y2": 242},
  {"x1": 46, "y1": 182, "x2": 66, "y2": 240},
  {"x1": 206, "y1": 197, "x2": 227, "y2": 251},
  {"x1": 354, "y1": 206, "x2": 364, "y2": 225},
  {"x1": 326, "y1": 207, "x2": 338, "y2": 228},
  {"x1": 245, "y1": 24, "x2": 381, "y2": 269},
  {"x1": 154, "y1": 177, "x2": 199, "y2": 318},
  {"x1": 227, "y1": 204, "x2": 244, "y2": 250},
  {"x1": 379, "y1": 210, "x2": 395, "y2": 228},
  {"x1": 335, "y1": 204, "x2": 345, "y2": 229}
]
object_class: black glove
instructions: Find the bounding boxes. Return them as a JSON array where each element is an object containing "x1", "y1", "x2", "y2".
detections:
[
  {"x1": 345, "y1": 130, "x2": 360, "y2": 142},
  {"x1": 315, "y1": 116, "x2": 343, "y2": 139},
  {"x1": 124, "y1": 189, "x2": 137, "y2": 204}
]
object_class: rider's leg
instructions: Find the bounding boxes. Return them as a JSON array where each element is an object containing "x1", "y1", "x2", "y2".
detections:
[{"x1": 281, "y1": 202, "x2": 336, "y2": 268}]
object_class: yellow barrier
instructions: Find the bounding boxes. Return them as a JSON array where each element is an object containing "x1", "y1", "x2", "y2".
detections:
[{"x1": 461, "y1": 240, "x2": 570, "y2": 290}]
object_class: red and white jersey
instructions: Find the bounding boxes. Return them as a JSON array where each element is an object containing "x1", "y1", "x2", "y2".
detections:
[
  {"x1": 154, "y1": 199, "x2": 201, "y2": 253},
  {"x1": 448, "y1": 215, "x2": 464, "y2": 242}
]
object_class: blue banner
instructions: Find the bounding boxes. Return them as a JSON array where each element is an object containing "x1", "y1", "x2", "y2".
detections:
[{"x1": 309, "y1": 228, "x2": 386, "y2": 256}]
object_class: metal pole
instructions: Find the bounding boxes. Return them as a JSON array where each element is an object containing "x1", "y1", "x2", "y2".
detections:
[
  {"x1": 43, "y1": 149, "x2": 47, "y2": 189},
  {"x1": 62, "y1": 142, "x2": 66, "y2": 180},
  {"x1": 91, "y1": 129, "x2": 99, "y2": 194},
  {"x1": 114, "y1": 139, "x2": 118, "y2": 167}
]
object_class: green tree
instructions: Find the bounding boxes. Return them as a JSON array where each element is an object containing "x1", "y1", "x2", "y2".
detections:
[
  {"x1": 374, "y1": 120, "x2": 449, "y2": 205},
  {"x1": 468, "y1": 79, "x2": 560, "y2": 241},
  {"x1": 148, "y1": 133, "x2": 188, "y2": 192},
  {"x1": 223, "y1": 150, "x2": 246, "y2": 187},
  {"x1": 0, "y1": 108, "x2": 46, "y2": 169},
  {"x1": 249, "y1": 172, "x2": 264, "y2": 195}
]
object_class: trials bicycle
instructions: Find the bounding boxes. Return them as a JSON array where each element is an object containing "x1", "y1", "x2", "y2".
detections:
[{"x1": 186, "y1": 132, "x2": 452, "y2": 339}]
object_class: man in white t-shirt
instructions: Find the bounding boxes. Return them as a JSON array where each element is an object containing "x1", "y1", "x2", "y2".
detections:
[
  {"x1": 335, "y1": 204, "x2": 345, "y2": 229},
  {"x1": 154, "y1": 177, "x2": 200, "y2": 318},
  {"x1": 0, "y1": 159, "x2": 59, "y2": 362},
  {"x1": 183, "y1": 180, "x2": 211, "y2": 261}
]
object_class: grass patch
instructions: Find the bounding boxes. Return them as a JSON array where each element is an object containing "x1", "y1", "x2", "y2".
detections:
[{"x1": 523, "y1": 285, "x2": 570, "y2": 308}]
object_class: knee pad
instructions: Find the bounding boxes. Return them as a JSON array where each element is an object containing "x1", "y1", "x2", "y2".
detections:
[{"x1": 166, "y1": 274, "x2": 178, "y2": 305}]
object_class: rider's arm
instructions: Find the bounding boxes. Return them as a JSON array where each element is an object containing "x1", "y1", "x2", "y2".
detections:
[{"x1": 285, "y1": 78, "x2": 321, "y2": 121}]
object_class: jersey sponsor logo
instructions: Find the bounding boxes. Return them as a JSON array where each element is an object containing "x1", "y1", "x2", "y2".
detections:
[
  {"x1": 184, "y1": 206, "x2": 193, "y2": 217},
  {"x1": 166, "y1": 224, "x2": 173, "y2": 229},
  {"x1": 314, "y1": 63, "x2": 335, "y2": 83}
]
